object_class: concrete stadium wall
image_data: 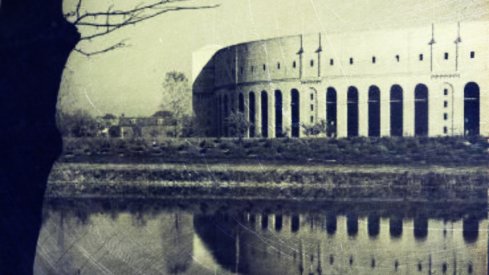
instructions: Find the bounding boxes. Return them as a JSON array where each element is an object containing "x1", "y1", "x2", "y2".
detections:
[{"x1": 193, "y1": 21, "x2": 489, "y2": 138}]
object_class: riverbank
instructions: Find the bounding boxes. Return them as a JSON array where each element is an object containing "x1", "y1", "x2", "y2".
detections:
[
  {"x1": 47, "y1": 162, "x2": 489, "y2": 202},
  {"x1": 60, "y1": 136, "x2": 489, "y2": 166}
]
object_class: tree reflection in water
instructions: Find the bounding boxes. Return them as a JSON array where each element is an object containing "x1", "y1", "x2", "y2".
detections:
[{"x1": 35, "y1": 199, "x2": 487, "y2": 274}]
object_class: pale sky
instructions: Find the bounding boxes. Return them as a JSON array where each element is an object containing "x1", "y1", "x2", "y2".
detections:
[{"x1": 59, "y1": 0, "x2": 489, "y2": 116}]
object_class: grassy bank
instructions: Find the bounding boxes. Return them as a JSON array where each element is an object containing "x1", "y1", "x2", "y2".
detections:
[
  {"x1": 60, "y1": 136, "x2": 489, "y2": 166},
  {"x1": 47, "y1": 162, "x2": 489, "y2": 202}
]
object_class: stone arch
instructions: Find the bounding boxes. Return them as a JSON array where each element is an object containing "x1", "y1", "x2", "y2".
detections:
[
  {"x1": 347, "y1": 86, "x2": 359, "y2": 137},
  {"x1": 274, "y1": 90, "x2": 283, "y2": 137},
  {"x1": 464, "y1": 82, "x2": 480, "y2": 136},
  {"x1": 390, "y1": 85, "x2": 403, "y2": 136},
  {"x1": 291, "y1": 89, "x2": 300, "y2": 137},
  {"x1": 414, "y1": 84, "x2": 429, "y2": 136},
  {"x1": 368, "y1": 85, "x2": 381, "y2": 137},
  {"x1": 249, "y1": 92, "x2": 256, "y2": 137},
  {"x1": 326, "y1": 87, "x2": 337, "y2": 138},
  {"x1": 261, "y1": 91, "x2": 268, "y2": 137}
]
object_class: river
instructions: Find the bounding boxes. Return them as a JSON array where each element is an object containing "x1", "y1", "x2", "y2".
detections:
[{"x1": 34, "y1": 197, "x2": 487, "y2": 274}]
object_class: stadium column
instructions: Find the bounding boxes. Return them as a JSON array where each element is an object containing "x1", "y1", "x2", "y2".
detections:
[
  {"x1": 268, "y1": 90, "x2": 276, "y2": 138},
  {"x1": 452, "y1": 81, "x2": 464, "y2": 136},
  {"x1": 358, "y1": 85, "x2": 369, "y2": 137},
  {"x1": 403, "y1": 83, "x2": 415, "y2": 136},
  {"x1": 316, "y1": 88, "x2": 326, "y2": 137},
  {"x1": 481, "y1": 80, "x2": 489, "y2": 136},
  {"x1": 336, "y1": 85, "x2": 347, "y2": 138},
  {"x1": 380, "y1": 84, "x2": 391, "y2": 137},
  {"x1": 255, "y1": 90, "x2": 262, "y2": 137},
  {"x1": 243, "y1": 92, "x2": 250, "y2": 138}
]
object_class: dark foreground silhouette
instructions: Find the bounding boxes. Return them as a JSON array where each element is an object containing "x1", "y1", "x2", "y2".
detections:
[{"x1": 0, "y1": 1, "x2": 78, "y2": 273}]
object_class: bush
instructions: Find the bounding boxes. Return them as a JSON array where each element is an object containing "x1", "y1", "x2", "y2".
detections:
[{"x1": 59, "y1": 136, "x2": 489, "y2": 166}]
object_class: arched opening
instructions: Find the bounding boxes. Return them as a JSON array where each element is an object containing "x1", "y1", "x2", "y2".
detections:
[
  {"x1": 223, "y1": 94, "x2": 229, "y2": 137},
  {"x1": 275, "y1": 90, "x2": 283, "y2": 137},
  {"x1": 347, "y1": 213, "x2": 358, "y2": 237},
  {"x1": 326, "y1": 213, "x2": 337, "y2": 235},
  {"x1": 413, "y1": 216, "x2": 428, "y2": 240},
  {"x1": 291, "y1": 89, "x2": 300, "y2": 137},
  {"x1": 217, "y1": 95, "x2": 222, "y2": 137},
  {"x1": 249, "y1": 92, "x2": 256, "y2": 137},
  {"x1": 367, "y1": 214, "x2": 380, "y2": 238},
  {"x1": 238, "y1": 93, "x2": 244, "y2": 113},
  {"x1": 368, "y1": 86, "x2": 381, "y2": 137},
  {"x1": 464, "y1": 82, "x2": 480, "y2": 136},
  {"x1": 261, "y1": 214, "x2": 268, "y2": 230},
  {"x1": 326, "y1": 88, "x2": 337, "y2": 137},
  {"x1": 261, "y1": 91, "x2": 268, "y2": 137},
  {"x1": 347, "y1": 86, "x2": 359, "y2": 137},
  {"x1": 389, "y1": 216, "x2": 403, "y2": 238},
  {"x1": 390, "y1": 85, "x2": 403, "y2": 136},
  {"x1": 463, "y1": 216, "x2": 479, "y2": 243},
  {"x1": 414, "y1": 84, "x2": 429, "y2": 136},
  {"x1": 291, "y1": 214, "x2": 300, "y2": 233},
  {"x1": 275, "y1": 214, "x2": 283, "y2": 232}
]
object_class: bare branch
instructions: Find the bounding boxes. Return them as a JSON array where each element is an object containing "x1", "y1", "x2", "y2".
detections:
[
  {"x1": 75, "y1": 0, "x2": 82, "y2": 19},
  {"x1": 73, "y1": 40, "x2": 129, "y2": 57},
  {"x1": 68, "y1": 0, "x2": 220, "y2": 56},
  {"x1": 78, "y1": 4, "x2": 218, "y2": 41}
]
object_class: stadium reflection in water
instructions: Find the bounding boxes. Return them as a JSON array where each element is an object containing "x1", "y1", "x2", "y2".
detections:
[{"x1": 35, "y1": 199, "x2": 487, "y2": 274}]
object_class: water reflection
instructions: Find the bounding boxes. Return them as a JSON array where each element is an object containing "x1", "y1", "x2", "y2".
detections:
[{"x1": 35, "y1": 199, "x2": 487, "y2": 274}]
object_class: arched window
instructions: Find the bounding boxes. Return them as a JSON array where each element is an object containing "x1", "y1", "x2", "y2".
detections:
[
  {"x1": 326, "y1": 88, "x2": 337, "y2": 137},
  {"x1": 368, "y1": 214, "x2": 380, "y2": 238},
  {"x1": 464, "y1": 82, "x2": 480, "y2": 136},
  {"x1": 389, "y1": 216, "x2": 403, "y2": 238},
  {"x1": 249, "y1": 92, "x2": 256, "y2": 137},
  {"x1": 261, "y1": 91, "x2": 268, "y2": 137},
  {"x1": 347, "y1": 213, "x2": 358, "y2": 236},
  {"x1": 275, "y1": 90, "x2": 283, "y2": 137},
  {"x1": 347, "y1": 86, "x2": 359, "y2": 137},
  {"x1": 368, "y1": 86, "x2": 381, "y2": 137},
  {"x1": 291, "y1": 89, "x2": 300, "y2": 137},
  {"x1": 390, "y1": 85, "x2": 403, "y2": 136},
  {"x1": 414, "y1": 84, "x2": 429, "y2": 136}
]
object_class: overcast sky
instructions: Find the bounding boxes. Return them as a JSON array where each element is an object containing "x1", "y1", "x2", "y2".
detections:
[{"x1": 59, "y1": 0, "x2": 489, "y2": 116}]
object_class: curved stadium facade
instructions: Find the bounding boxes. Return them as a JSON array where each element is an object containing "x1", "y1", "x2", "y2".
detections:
[{"x1": 192, "y1": 21, "x2": 488, "y2": 138}]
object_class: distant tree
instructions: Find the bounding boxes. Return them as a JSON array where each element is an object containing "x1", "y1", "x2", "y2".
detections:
[
  {"x1": 57, "y1": 109, "x2": 99, "y2": 137},
  {"x1": 226, "y1": 111, "x2": 250, "y2": 141},
  {"x1": 102, "y1": 113, "x2": 117, "y2": 120},
  {"x1": 152, "y1": 110, "x2": 173, "y2": 119},
  {"x1": 160, "y1": 71, "x2": 192, "y2": 137}
]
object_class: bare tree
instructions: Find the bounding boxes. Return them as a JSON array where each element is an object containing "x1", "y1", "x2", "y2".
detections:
[
  {"x1": 65, "y1": 0, "x2": 219, "y2": 57},
  {"x1": 0, "y1": 0, "x2": 219, "y2": 273}
]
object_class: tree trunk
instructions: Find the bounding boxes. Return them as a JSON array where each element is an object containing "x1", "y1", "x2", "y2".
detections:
[{"x1": 0, "y1": 1, "x2": 79, "y2": 273}]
